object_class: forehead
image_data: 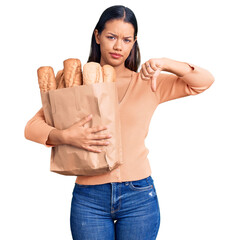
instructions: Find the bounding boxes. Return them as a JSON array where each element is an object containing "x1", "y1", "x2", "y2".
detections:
[{"x1": 104, "y1": 19, "x2": 134, "y2": 36}]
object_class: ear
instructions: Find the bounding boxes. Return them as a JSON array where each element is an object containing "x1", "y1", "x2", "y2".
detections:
[
  {"x1": 94, "y1": 29, "x2": 100, "y2": 44},
  {"x1": 133, "y1": 35, "x2": 137, "y2": 44}
]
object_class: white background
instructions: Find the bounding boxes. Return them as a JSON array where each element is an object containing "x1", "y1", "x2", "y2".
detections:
[{"x1": 1, "y1": 0, "x2": 238, "y2": 239}]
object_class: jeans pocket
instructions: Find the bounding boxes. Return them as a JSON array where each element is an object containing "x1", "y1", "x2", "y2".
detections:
[{"x1": 129, "y1": 176, "x2": 154, "y2": 191}]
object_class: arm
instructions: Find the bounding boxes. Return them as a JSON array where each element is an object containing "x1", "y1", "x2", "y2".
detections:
[
  {"x1": 153, "y1": 58, "x2": 215, "y2": 104},
  {"x1": 24, "y1": 108, "x2": 111, "y2": 153},
  {"x1": 24, "y1": 107, "x2": 65, "y2": 147}
]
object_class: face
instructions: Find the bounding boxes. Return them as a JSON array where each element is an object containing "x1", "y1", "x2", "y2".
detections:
[{"x1": 94, "y1": 19, "x2": 137, "y2": 68}]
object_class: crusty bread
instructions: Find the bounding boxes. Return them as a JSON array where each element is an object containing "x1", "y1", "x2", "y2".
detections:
[
  {"x1": 83, "y1": 62, "x2": 116, "y2": 85},
  {"x1": 37, "y1": 66, "x2": 56, "y2": 92},
  {"x1": 83, "y1": 62, "x2": 103, "y2": 85},
  {"x1": 63, "y1": 58, "x2": 83, "y2": 87},
  {"x1": 102, "y1": 65, "x2": 116, "y2": 82},
  {"x1": 37, "y1": 60, "x2": 116, "y2": 92},
  {"x1": 55, "y1": 69, "x2": 65, "y2": 89}
]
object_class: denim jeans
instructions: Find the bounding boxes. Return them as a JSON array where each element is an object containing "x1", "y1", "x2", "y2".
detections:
[{"x1": 70, "y1": 175, "x2": 160, "y2": 240}]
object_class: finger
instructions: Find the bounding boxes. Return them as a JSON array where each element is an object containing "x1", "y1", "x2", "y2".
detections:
[
  {"x1": 88, "y1": 139, "x2": 110, "y2": 146},
  {"x1": 151, "y1": 69, "x2": 161, "y2": 92},
  {"x1": 141, "y1": 63, "x2": 152, "y2": 77},
  {"x1": 150, "y1": 63, "x2": 160, "y2": 71},
  {"x1": 141, "y1": 63, "x2": 151, "y2": 77},
  {"x1": 140, "y1": 71, "x2": 151, "y2": 81},
  {"x1": 151, "y1": 77, "x2": 157, "y2": 92},
  {"x1": 90, "y1": 125, "x2": 108, "y2": 134},
  {"x1": 90, "y1": 133, "x2": 112, "y2": 140},
  {"x1": 142, "y1": 63, "x2": 157, "y2": 81},
  {"x1": 140, "y1": 67, "x2": 150, "y2": 81},
  {"x1": 85, "y1": 145, "x2": 102, "y2": 153},
  {"x1": 145, "y1": 63, "x2": 155, "y2": 75}
]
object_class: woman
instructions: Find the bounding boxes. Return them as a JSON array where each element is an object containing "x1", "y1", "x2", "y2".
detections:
[{"x1": 24, "y1": 5, "x2": 215, "y2": 240}]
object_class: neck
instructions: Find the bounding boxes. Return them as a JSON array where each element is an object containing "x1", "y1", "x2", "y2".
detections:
[{"x1": 113, "y1": 65, "x2": 129, "y2": 78}]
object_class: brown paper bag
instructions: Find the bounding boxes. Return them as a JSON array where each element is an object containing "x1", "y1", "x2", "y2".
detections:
[{"x1": 40, "y1": 81, "x2": 123, "y2": 176}]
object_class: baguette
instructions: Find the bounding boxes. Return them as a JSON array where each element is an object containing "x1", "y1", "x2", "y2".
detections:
[
  {"x1": 63, "y1": 58, "x2": 83, "y2": 87},
  {"x1": 102, "y1": 64, "x2": 116, "y2": 82},
  {"x1": 55, "y1": 69, "x2": 65, "y2": 89},
  {"x1": 37, "y1": 66, "x2": 56, "y2": 92},
  {"x1": 37, "y1": 60, "x2": 115, "y2": 92},
  {"x1": 83, "y1": 62, "x2": 103, "y2": 85},
  {"x1": 83, "y1": 62, "x2": 116, "y2": 85}
]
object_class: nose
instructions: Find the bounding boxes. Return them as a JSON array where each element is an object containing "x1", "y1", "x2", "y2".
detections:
[{"x1": 113, "y1": 39, "x2": 122, "y2": 51}]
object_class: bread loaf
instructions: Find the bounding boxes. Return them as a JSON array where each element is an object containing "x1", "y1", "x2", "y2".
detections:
[
  {"x1": 63, "y1": 58, "x2": 83, "y2": 87},
  {"x1": 37, "y1": 60, "x2": 115, "y2": 92},
  {"x1": 37, "y1": 66, "x2": 56, "y2": 92},
  {"x1": 83, "y1": 62, "x2": 116, "y2": 85},
  {"x1": 102, "y1": 64, "x2": 116, "y2": 83},
  {"x1": 83, "y1": 62, "x2": 103, "y2": 85},
  {"x1": 55, "y1": 69, "x2": 65, "y2": 89}
]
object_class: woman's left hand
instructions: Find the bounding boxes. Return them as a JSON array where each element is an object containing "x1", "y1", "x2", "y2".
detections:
[{"x1": 139, "y1": 58, "x2": 167, "y2": 92}]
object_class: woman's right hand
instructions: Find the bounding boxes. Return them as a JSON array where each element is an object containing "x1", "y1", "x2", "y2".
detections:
[{"x1": 63, "y1": 114, "x2": 112, "y2": 153}]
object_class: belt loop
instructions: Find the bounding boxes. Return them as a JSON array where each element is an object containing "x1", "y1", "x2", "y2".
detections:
[{"x1": 146, "y1": 175, "x2": 152, "y2": 185}]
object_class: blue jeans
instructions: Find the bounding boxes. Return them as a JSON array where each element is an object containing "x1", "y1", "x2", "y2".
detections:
[{"x1": 70, "y1": 175, "x2": 160, "y2": 240}]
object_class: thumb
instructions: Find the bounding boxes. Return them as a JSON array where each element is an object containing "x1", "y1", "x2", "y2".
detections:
[
  {"x1": 151, "y1": 77, "x2": 156, "y2": 92},
  {"x1": 151, "y1": 69, "x2": 161, "y2": 92}
]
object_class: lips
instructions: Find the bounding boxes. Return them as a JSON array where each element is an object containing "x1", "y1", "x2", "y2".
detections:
[{"x1": 110, "y1": 53, "x2": 122, "y2": 58}]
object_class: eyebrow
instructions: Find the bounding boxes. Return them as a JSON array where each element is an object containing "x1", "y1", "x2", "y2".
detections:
[{"x1": 107, "y1": 32, "x2": 132, "y2": 38}]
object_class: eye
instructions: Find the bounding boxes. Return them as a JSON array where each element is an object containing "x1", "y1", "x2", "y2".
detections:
[
  {"x1": 124, "y1": 39, "x2": 131, "y2": 43},
  {"x1": 107, "y1": 36, "x2": 115, "y2": 40}
]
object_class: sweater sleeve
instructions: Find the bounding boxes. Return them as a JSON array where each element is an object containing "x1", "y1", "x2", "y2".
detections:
[
  {"x1": 154, "y1": 62, "x2": 215, "y2": 105},
  {"x1": 24, "y1": 107, "x2": 56, "y2": 148}
]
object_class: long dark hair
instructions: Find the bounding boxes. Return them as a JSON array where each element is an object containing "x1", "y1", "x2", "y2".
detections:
[{"x1": 87, "y1": 5, "x2": 141, "y2": 72}]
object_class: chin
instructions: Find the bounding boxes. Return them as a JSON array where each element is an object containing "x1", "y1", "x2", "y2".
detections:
[
  {"x1": 112, "y1": 58, "x2": 125, "y2": 64},
  {"x1": 106, "y1": 61, "x2": 121, "y2": 67}
]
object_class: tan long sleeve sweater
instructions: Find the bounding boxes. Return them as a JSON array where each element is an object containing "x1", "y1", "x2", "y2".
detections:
[{"x1": 24, "y1": 62, "x2": 215, "y2": 185}]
